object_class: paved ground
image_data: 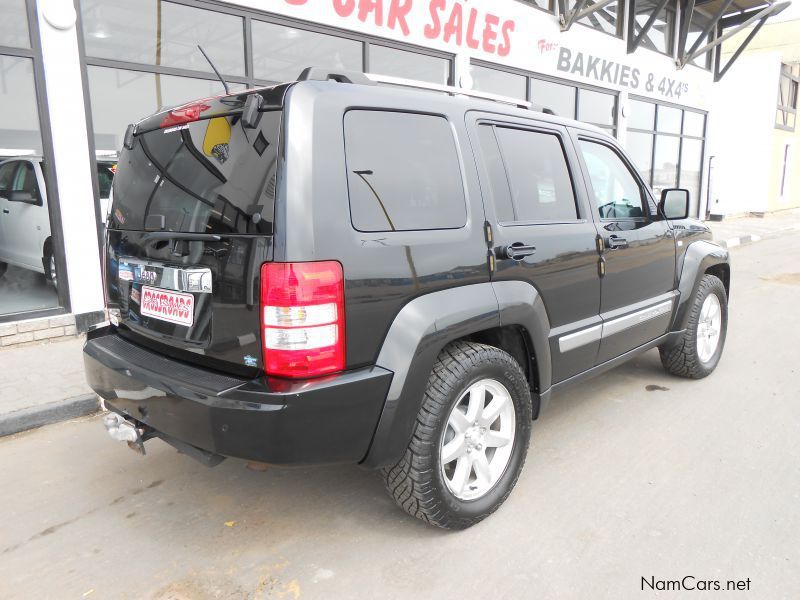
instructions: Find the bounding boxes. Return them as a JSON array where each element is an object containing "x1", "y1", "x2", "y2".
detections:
[{"x1": 1, "y1": 234, "x2": 799, "y2": 600}]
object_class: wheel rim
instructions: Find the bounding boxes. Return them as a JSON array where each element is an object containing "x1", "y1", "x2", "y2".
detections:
[
  {"x1": 696, "y1": 293, "x2": 722, "y2": 363},
  {"x1": 440, "y1": 378, "x2": 516, "y2": 501}
]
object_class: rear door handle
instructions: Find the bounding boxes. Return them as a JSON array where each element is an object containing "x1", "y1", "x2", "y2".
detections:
[
  {"x1": 497, "y1": 242, "x2": 536, "y2": 260},
  {"x1": 606, "y1": 235, "x2": 628, "y2": 249}
]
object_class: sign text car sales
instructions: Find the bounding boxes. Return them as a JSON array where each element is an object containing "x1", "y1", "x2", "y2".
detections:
[{"x1": 283, "y1": 0, "x2": 514, "y2": 56}]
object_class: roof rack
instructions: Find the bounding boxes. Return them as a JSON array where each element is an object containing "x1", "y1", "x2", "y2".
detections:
[{"x1": 294, "y1": 67, "x2": 545, "y2": 112}]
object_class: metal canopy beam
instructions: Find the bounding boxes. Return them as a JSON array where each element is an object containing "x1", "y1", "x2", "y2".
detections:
[
  {"x1": 712, "y1": 1, "x2": 789, "y2": 81},
  {"x1": 627, "y1": 0, "x2": 673, "y2": 53},
  {"x1": 559, "y1": 0, "x2": 617, "y2": 32},
  {"x1": 678, "y1": 0, "x2": 790, "y2": 69}
]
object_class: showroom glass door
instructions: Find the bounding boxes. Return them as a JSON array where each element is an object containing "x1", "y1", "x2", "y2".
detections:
[{"x1": 0, "y1": 0, "x2": 65, "y2": 321}]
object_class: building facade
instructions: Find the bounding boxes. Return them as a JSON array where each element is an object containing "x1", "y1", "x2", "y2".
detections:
[
  {"x1": 0, "y1": 0, "x2": 785, "y2": 331},
  {"x1": 710, "y1": 15, "x2": 800, "y2": 217}
]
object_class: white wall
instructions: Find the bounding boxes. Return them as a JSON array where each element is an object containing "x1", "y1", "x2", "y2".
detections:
[
  {"x1": 36, "y1": 0, "x2": 104, "y2": 316},
  {"x1": 708, "y1": 52, "x2": 780, "y2": 215}
]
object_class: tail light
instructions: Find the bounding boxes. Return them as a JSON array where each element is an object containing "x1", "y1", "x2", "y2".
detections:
[
  {"x1": 159, "y1": 101, "x2": 211, "y2": 128},
  {"x1": 260, "y1": 261, "x2": 346, "y2": 378}
]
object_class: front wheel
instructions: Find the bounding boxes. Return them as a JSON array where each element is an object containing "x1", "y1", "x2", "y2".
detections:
[
  {"x1": 383, "y1": 341, "x2": 532, "y2": 529},
  {"x1": 660, "y1": 274, "x2": 728, "y2": 379}
]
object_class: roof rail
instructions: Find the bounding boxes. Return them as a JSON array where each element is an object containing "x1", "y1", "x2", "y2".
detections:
[
  {"x1": 297, "y1": 67, "x2": 375, "y2": 86},
  {"x1": 294, "y1": 67, "x2": 551, "y2": 113},
  {"x1": 366, "y1": 73, "x2": 534, "y2": 110}
]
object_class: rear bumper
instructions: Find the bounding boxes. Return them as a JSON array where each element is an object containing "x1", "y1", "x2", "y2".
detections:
[{"x1": 83, "y1": 329, "x2": 393, "y2": 465}]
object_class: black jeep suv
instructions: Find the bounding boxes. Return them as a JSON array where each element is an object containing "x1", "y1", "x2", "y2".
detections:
[{"x1": 84, "y1": 69, "x2": 730, "y2": 529}]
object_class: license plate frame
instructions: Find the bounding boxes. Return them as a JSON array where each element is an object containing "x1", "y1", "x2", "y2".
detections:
[{"x1": 140, "y1": 286, "x2": 195, "y2": 327}]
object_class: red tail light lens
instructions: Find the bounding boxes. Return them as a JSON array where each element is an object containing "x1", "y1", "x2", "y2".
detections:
[
  {"x1": 159, "y1": 101, "x2": 211, "y2": 128},
  {"x1": 260, "y1": 261, "x2": 346, "y2": 378}
]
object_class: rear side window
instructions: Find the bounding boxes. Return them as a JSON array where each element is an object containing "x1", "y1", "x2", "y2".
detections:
[
  {"x1": 344, "y1": 110, "x2": 466, "y2": 232},
  {"x1": 478, "y1": 125, "x2": 578, "y2": 223}
]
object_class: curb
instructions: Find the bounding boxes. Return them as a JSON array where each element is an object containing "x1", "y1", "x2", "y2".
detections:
[
  {"x1": 715, "y1": 223, "x2": 800, "y2": 249},
  {"x1": 0, "y1": 393, "x2": 100, "y2": 437}
]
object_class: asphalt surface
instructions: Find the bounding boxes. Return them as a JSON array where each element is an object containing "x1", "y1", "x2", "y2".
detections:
[{"x1": 2, "y1": 234, "x2": 799, "y2": 600}]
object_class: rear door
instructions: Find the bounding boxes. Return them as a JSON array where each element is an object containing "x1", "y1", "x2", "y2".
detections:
[
  {"x1": 572, "y1": 132, "x2": 677, "y2": 363},
  {"x1": 0, "y1": 160, "x2": 46, "y2": 270},
  {"x1": 106, "y1": 90, "x2": 285, "y2": 377},
  {"x1": 468, "y1": 114, "x2": 602, "y2": 383},
  {"x1": 0, "y1": 160, "x2": 17, "y2": 260}
]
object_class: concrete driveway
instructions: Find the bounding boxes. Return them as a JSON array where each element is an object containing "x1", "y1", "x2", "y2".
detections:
[{"x1": 1, "y1": 234, "x2": 798, "y2": 600}]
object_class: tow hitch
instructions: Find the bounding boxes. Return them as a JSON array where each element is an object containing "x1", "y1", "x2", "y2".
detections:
[{"x1": 102, "y1": 412, "x2": 151, "y2": 455}]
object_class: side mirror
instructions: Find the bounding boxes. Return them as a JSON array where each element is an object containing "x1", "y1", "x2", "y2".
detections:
[
  {"x1": 8, "y1": 190, "x2": 38, "y2": 205},
  {"x1": 659, "y1": 188, "x2": 690, "y2": 220}
]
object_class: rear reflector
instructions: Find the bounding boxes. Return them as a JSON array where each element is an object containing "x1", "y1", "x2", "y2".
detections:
[{"x1": 260, "y1": 261, "x2": 345, "y2": 378}]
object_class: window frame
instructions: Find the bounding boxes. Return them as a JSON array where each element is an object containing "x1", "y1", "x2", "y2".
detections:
[
  {"x1": 477, "y1": 118, "x2": 585, "y2": 227},
  {"x1": 776, "y1": 62, "x2": 799, "y2": 132}
]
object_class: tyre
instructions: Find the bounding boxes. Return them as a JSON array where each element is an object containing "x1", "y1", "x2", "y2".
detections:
[
  {"x1": 0, "y1": 262, "x2": 7, "y2": 279},
  {"x1": 383, "y1": 341, "x2": 532, "y2": 529},
  {"x1": 42, "y1": 244, "x2": 57, "y2": 290},
  {"x1": 660, "y1": 274, "x2": 727, "y2": 379}
]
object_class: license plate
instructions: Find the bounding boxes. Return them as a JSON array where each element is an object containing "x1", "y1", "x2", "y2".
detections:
[{"x1": 140, "y1": 286, "x2": 194, "y2": 327}]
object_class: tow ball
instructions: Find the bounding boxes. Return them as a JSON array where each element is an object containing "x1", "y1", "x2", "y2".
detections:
[{"x1": 102, "y1": 412, "x2": 151, "y2": 455}]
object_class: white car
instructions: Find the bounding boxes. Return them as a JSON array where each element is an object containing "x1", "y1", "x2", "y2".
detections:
[{"x1": 0, "y1": 156, "x2": 115, "y2": 289}]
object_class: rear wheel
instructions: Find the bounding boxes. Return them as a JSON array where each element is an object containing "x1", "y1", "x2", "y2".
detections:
[
  {"x1": 383, "y1": 341, "x2": 532, "y2": 529},
  {"x1": 660, "y1": 274, "x2": 727, "y2": 378},
  {"x1": 43, "y1": 243, "x2": 57, "y2": 290}
]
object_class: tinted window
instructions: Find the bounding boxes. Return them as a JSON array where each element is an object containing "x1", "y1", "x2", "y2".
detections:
[
  {"x1": 579, "y1": 140, "x2": 645, "y2": 219},
  {"x1": 369, "y1": 46, "x2": 450, "y2": 84},
  {"x1": 110, "y1": 111, "x2": 280, "y2": 234},
  {"x1": 252, "y1": 21, "x2": 362, "y2": 82},
  {"x1": 80, "y1": 0, "x2": 245, "y2": 76},
  {"x1": 530, "y1": 79, "x2": 575, "y2": 119},
  {"x1": 344, "y1": 111, "x2": 466, "y2": 232},
  {"x1": 0, "y1": 0, "x2": 29, "y2": 48},
  {"x1": 97, "y1": 162, "x2": 115, "y2": 198},
  {"x1": 489, "y1": 126, "x2": 577, "y2": 222},
  {"x1": 470, "y1": 65, "x2": 526, "y2": 100}
]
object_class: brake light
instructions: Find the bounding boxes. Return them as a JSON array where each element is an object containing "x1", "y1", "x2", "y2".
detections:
[
  {"x1": 159, "y1": 101, "x2": 211, "y2": 128},
  {"x1": 260, "y1": 261, "x2": 346, "y2": 378}
]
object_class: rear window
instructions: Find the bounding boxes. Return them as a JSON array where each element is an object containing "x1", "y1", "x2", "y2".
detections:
[
  {"x1": 109, "y1": 110, "x2": 281, "y2": 234},
  {"x1": 344, "y1": 110, "x2": 466, "y2": 232}
]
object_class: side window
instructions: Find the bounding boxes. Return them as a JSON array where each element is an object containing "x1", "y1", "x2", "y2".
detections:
[
  {"x1": 477, "y1": 124, "x2": 578, "y2": 223},
  {"x1": 579, "y1": 140, "x2": 645, "y2": 219},
  {"x1": 344, "y1": 110, "x2": 467, "y2": 232},
  {"x1": 0, "y1": 161, "x2": 20, "y2": 198},
  {"x1": 15, "y1": 162, "x2": 40, "y2": 200}
]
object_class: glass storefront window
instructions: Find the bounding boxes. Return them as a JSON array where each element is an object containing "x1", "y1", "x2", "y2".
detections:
[
  {"x1": 632, "y1": 2, "x2": 674, "y2": 55},
  {"x1": 0, "y1": 56, "x2": 42, "y2": 155},
  {"x1": 629, "y1": 99, "x2": 655, "y2": 130},
  {"x1": 80, "y1": 0, "x2": 245, "y2": 76},
  {"x1": 470, "y1": 65, "x2": 526, "y2": 100},
  {"x1": 656, "y1": 105, "x2": 682, "y2": 134},
  {"x1": 625, "y1": 131, "x2": 654, "y2": 184},
  {"x1": 577, "y1": 0, "x2": 622, "y2": 37},
  {"x1": 652, "y1": 135, "x2": 680, "y2": 197},
  {"x1": 0, "y1": 0, "x2": 30, "y2": 48},
  {"x1": 683, "y1": 110, "x2": 705, "y2": 137},
  {"x1": 369, "y1": 45, "x2": 449, "y2": 84},
  {"x1": 252, "y1": 21, "x2": 362, "y2": 83},
  {"x1": 679, "y1": 138, "x2": 703, "y2": 215},
  {"x1": 531, "y1": 79, "x2": 576, "y2": 119},
  {"x1": 578, "y1": 89, "x2": 616, "y2": 129},
  {"x1": 88, "y1": 66, "x2": 238, "y2": 152}
]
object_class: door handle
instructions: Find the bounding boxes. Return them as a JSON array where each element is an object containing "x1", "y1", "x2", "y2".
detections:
[
  {"x1": 606, "y1": 235, "x2": 628, "y2": 249},
  {"x1": 496, "y1": 242, "x2": 536, "y2": 260}
]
